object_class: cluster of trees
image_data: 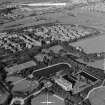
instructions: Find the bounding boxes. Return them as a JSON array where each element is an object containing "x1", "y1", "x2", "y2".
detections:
[{"x1": 0, "y1": 62, "x2": 7, "y2": 81}]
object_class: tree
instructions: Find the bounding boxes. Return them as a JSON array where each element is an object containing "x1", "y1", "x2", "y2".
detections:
[
  {"x1": 0, "y1": 62, "x2": 7, "y2": 81},
  {"x1": 64, "y1": 98, "x2": 69, "y2": 105}
]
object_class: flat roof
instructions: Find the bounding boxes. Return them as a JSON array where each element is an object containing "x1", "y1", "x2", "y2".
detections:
[{"x1": 79, "y1": 71, "x2": 98, "y2": 82}]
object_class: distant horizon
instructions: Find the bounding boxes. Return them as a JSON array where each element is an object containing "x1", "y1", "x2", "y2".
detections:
[{"x1": 20, "y1": 2, "x2": 67, "y2": 7}]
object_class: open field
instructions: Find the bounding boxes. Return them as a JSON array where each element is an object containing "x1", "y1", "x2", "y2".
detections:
[
  {"x1": 70, "y1": 34, "x2": 105, "y2": 53},
  {"x1": 31, "y1": 93, "x2": 64, "y2": 105}
]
